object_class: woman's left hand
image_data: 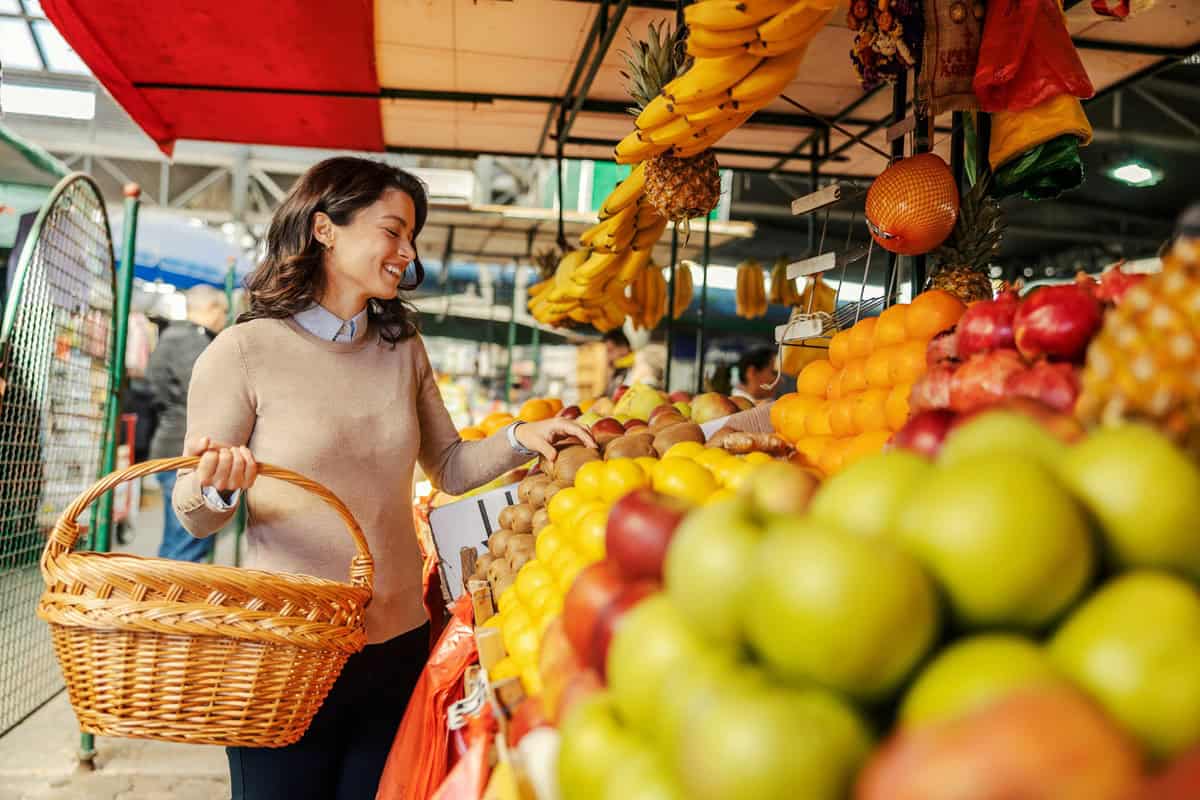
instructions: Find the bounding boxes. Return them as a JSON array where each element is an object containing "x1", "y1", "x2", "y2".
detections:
[{"x1": 514, "y1": 418, "x2": 597, "y2": 463}]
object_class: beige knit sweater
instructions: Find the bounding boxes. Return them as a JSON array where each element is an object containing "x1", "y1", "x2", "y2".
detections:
[{"x1": 174, "y1": 318, "x2": 528, "y2": 642}]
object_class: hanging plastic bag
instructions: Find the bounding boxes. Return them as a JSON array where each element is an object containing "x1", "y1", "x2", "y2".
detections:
[
  {"x1": 991, "y1": 93, "x2": 1093, "y2": 200},
  {"x1": 429, "y1": 736, "x2": 490, "y2": 800},
  {"x1": 376, "y1": 595, "x2": 477, "y2": 800},
  {"x1": 974, "y1": 0, "x2": 1094, "y2": 112}
]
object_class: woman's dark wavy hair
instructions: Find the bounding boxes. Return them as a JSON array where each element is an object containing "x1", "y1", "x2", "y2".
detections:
[{"x1": 239, "y1": 156, "x2": 427, "y2": 344}]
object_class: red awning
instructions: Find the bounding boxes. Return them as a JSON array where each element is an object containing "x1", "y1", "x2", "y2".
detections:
[{"x1": 43, "y1": 0, "x2": 384, "y2": 156}]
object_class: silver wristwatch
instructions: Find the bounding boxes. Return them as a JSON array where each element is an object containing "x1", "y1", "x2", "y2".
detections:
[{"x1": 505, "y1": 421, "x2": 537, "y2": 456}]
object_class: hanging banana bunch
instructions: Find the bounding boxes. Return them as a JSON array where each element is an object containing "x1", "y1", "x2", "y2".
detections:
[
  {"x1": 767, "y1": 256, "x2": 803, "y2": 306},
  {"x1": 629, "y1": 262, "x2": 669, "y2": 330},
  {"x1": 672, "y1": 262, "x2": 694, "y2": 319},
  {"x1": 796, "y1": 272, "x2": 837, "y2": 316},
  {"x1": 735, "y1": 259, "x2": 767, "y2": 318}
]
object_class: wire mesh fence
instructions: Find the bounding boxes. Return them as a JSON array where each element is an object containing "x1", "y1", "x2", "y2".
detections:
[{"x1": 0, "y1": 175, "x2": 115, "y2": 737}]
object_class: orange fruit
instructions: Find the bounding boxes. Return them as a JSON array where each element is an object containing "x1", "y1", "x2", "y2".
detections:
[
  {"x1": 865, "y1": 154, "x2": 960, "y2": 255},
  {"x1": 827, "y1": 368, "x2": 845, "y2": 400},
  {"x1": 874, "y1": 304, "x2": 909, "y2": 347},
  {"x1": 843, "y1": 431, "x2": 893, "y2": 466},
  {"x1": 796, "y1": 360, "x2": 837, "y2": 397},
  {"x1": 829, "y1": 330, "x2": 852, "y2": 368},
  {"x1": 547, "y1": 398, "x2": 564, "y2": 413},
  {"x1": 905, "y1": 289, "x2": 966, "y2": 341},
  {"x1": 771, "y1": 393, "x2": 819, "y2": 443},
  {"x1": 818, "y1": 437, "x2": 849, "y2": 475},
  {"x1": 864, "y1": 346, "x2": 897, "y2": 389},
  {"x1": 852, "y1": 388, "x2": 889, "y2": 433},
  {"x1": 579, "y1": 398, "x2": 595, "y2": 412},
  {"x1": 889, "y1": 339, "x2": 928, "y2": 385},
  {"x1": 806, "y1": 402, "x2": 833, "y2": 436},
  {"x1": 481, "y1": 412, "x2": 516, "y2": 436},
  {"x1": 886, "y1": 383, "x2": 912, "y2": 431},
  {"x1": 848, "y1": 317, "x2": 878, "y2": 359},
  {"x1": 794, "y1": 436, "x2": 831, "y2": 464},
  {"x1": 829, "y1": 398, "x2": 858, "y2": 437},
  {"x1": 839, "y1": 360, "x2": 868, "y2": 396},
  {"x1": 460, "y1": 426, "x2": 487, "y2": 441},
  {"x1": 519, "y1": 398, "x2": 554, "y2": 422}
]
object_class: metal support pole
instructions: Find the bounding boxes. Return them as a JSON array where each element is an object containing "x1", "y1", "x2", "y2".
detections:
[
  {"x1": 530, "y1": 323, "x2": 541, "y2": 389},
  {"x1": 911, "y1": 71, "x2": 930, "y2": 295},
  {"x1": 505, "y1": 264, "x2": 520, "y2": 405},
  {"x1": 885, "y1": 75, "x2": 907, "y2": 305},
  {"x1": 82, "y1": 183, "x2": 141, "y2": 763},
  {"x1": 950, "y1": 111, "x2": 966, "y2": 191},
  {"x1": 694, "y1": 215, "x2": 711, "y2": 394},
  {"x1": 664, "y1": 226, "x2": 679, "y2": 391}
]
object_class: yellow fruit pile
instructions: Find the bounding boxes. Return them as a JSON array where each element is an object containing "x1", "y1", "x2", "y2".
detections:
[
  {"x1": 772, "y1": 290, "x2": 967, "y2": 474},
  {"x1": 529, "y1": 0, "x2": 837, "y2": 332}
]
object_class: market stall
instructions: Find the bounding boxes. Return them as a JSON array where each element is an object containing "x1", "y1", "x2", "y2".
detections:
[{"x1": 31, "y1": 0, "x2": 1200, "y2": 797}]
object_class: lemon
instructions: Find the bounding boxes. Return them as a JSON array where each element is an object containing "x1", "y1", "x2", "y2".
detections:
[
  {"x1": 635, "y1": 456, "x2": 660, "y2": 475},
  {"x1": 573, "y1": 459, "x2": 608, "y2": 500},
  {"x1": 548, "y1": 486, "x2": 587, "y2": 526},
  {"x1": 652, "y1": 457, "x2": 717, "y2": 506},
  {"x1": 602, "y1": 458, "x2": 650, "y2": 504},
  {"x1": 664, "y1": 441, "x2": 706, "y2": 460},
  {"x1": 535, "y1": 523, "x2": 564, "y2": 562},
  {"x1": 516, "y1": 561, "x2": 554, "y2": 604},
  {"x1": 575, "y1": 508, "x2": 609, "y2": 562},
  {"x1": 743, "y1": 451, "x2": 773, "y2": 465},
  {"x1": 490, "y1": 657, "x2": 521, "y2": 682},
  {"x1": 694, "y1": 447, "x2": 733, "y2": 470}
]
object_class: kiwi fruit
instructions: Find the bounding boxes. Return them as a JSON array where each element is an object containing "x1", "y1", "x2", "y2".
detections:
[
  {"x1": 604, "y1": 432, "x2": 657, "y2": 461},
  {"x1": 508, "y1": 550, "x2": 533, "y2": 572},
  {"x1": 649, "y1": 411, "x2": 688, "y2": 433},
  {"x1": 488, "y1": 528, "x2": 515, "y2": 558},
  {"x1": 498, "y1": 505, "x2": 517, "y2": 531},
  {"x1": 491, "y1": 573, "x2": 515, "y2": 601},
  {"x1": 518, "y1": 474, "x2": 551, "y2": 505},
  {"x1": 508, "y1": 503, "x2": 534, "y2": 534},
  {"x1": 553, "y1": 445, "x2": 600, "y2": 484},
  {"x1": 475, "y1": 553, "x2": 495, "y2": 574},
  {"x1": 507, "y1": 533, "x2": 535, "y2": 555},
  {"x1": 542, "y1": 480, "x2": 569, "y2": 505},
  {"x1": 487, "y1": 558, "x2": 512, "y2": 586},
  {"x1": 653, "y1": 421, "x2": 706, "y2": 457},
  {"x1": 531, "y1": 507, "x2": 550, "y2": 535}
]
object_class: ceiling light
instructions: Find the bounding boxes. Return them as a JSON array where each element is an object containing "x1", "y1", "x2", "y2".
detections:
[{"x1": 1106, "y1": 158, "x2": 1163, "y2": 188}]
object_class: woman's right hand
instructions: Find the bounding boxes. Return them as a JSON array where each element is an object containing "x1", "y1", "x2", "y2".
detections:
[{"x1": 183, "y1": 435, "x2": 258, "y2": 493}]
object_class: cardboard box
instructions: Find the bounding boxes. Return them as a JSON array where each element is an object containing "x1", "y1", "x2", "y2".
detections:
[{"x1": 428, "y1": 482, "x2": 520, "y2": 601}]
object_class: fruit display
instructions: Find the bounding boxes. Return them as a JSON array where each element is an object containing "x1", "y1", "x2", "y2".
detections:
[
  {"x1": 734, "y1": 258, "x2": 768, "y2": 318},
  {"x1": 774, "y1": 289, "x2": 968, "y2": 475},
  {"x1": 551, "y1": 419, "x2": 1200, "y2": 799},
  {"x1": 1078, "y1": 235, "x2": 1200, "y2": 457},
  {"x1": 529, "y1": 0, "x2": 837, "y2": 332}
]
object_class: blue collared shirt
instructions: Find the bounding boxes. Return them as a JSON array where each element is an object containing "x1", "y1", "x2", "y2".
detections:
[{"x1": 200, "y1": 304, "x2": 370, "y2": 510}]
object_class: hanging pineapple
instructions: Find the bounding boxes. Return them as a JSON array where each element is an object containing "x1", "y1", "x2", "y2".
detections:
[
  {"x1": 620, "y1": 21, "x2": 721, "y2": 231},
  {"x1": 1077, "y1": 234, "x2": 1200, "y2": 458},
  {"x1": 928, "y1": 173, "x2": 1004, "y2": 303},
  {"x1": 736, "y1": 259, "x2": 767, "y2": 318},
  {"x1": 672, "y1": 262, "x2": 694, "y2": 319}
]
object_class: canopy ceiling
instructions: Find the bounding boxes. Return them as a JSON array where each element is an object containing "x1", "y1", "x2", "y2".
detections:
[{"x1": 42, "y1": 0, "x2": 1200, "y2": 176}]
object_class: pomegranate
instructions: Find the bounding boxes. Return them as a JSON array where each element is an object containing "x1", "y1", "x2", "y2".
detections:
[
  {"x1": 910, "y1": 363, "x2": 957, "y2": 412},
  {"x1": 865, "y1": 154, "x2": 960, "y2": 256},
  {"x1": 1096, "y1": 264, "x2": 1146, "y2": 305},
  {"x1": 950, "y1": 349, "x2": 1027, "y2": 413},
  {"x1": 1003, "y1": 360, "x2": 1081, "y2": 413},
  {"x1": 957, "y1": 290, "x2": 1019, "y2": 358},
  {"x1": 1013, "y1": 284, "x2": 1102, "y2": 363},
  {"x1": 926, "y1": 326, "x2": 961, "y2": 367},
  {"x1": 893, "y1": 410, "x2": 958, "y2": 459}
]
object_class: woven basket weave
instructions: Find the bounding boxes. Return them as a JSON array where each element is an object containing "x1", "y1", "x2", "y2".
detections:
[{"x1": 37, "y1": 456, "x2": 374, "y2": 748}]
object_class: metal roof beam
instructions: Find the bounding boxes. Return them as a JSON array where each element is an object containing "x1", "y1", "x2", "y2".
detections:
[{"x1": 558, "y1": 0, "x2": 633, "y2": 150}]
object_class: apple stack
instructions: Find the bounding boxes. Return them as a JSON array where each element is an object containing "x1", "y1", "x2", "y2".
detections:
[
  {"x1": 773, "y1": 289, "x2": 968, "y2": 476},
  {"x1": 556, "y1": 416, "x2": 1200, "y2": 799}
]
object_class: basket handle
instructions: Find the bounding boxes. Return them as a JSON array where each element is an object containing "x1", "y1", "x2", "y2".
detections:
[{"x1": 41, "y1": 456, "x2": 374, "y2": 592}]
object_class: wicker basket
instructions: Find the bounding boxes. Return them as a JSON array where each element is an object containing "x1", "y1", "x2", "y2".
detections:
[{"x1": 37, "y1": 456, "x2": 374, "y2": 748}]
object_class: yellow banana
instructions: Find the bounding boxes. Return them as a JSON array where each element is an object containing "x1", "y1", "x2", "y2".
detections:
[
  {"x1": 580, "y1": 203, "x2": 636, "y2": 247},
  {"x1": 672, "y1": 111, "x2": 754, "y2": 158},
  {"x1": 618, "y1": 246, "x2": 655, "y2": 282},
  {"x1": 768, "y1": 258, "x2": 784, "y2": 304},
  {"x1": 614, "y1": 129, "x2": 671, "y2": 165},
  {"x1": 729, "y1": 48, "x2": 807, "y2": 104},
  {"x1": 632, "y1": 218, "x2": 669, "y2": 251},
  {"x1": 528, "y1": 279, "x2": 550, "y2": 299},
  {"x1": 635, "y1": 94, "x2": 677, "y2": 131},
  {"x1": 637, "y1": 201, "x2": 664, "y2": 230},
  {"x1": 568, "y1": 306, "x2": 591, "y2": 323},
  {"x1": 599, "y1": 163, "x2": 646, "y2": 218},
  {"x1": 745, "y1": 32, "x2": 812, "y2": 56},
  {"x1": 757, "y1": 0, "x2": 838, "y2": 41},
  {"x1": 662, "y1": 54, "x2": 763, "y2": 106},
  {"x1": 685, "y1": 102, "x2": 736, "y2": 125},
  {"x1": 689, "y1": 21, "x2": 761, "y2": 48},
  {"x1": 685, "y1": 0, "x2": 796, "y2": 31},
  {"x1": 591, "y1": 223, "x2": 636, "y2": 254},
  {"x1": 576, "y1": 250, "x2": 624, "y2": 281},
  {"x1": 641, "y1": 115, "x2": 703, "y2": 148},
  {"x1": 672, "y1": 262, "x2": 694, "y2": 318},
  {"x1": 686, "y1": 41, "x2": 745, "y2": 59}
]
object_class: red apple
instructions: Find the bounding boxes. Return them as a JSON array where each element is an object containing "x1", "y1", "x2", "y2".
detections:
[
  {"x1": 926, "y1": 326, "x2": 961, "y2": 367},
  {"x1": 612, "y1": 385, "x2": 630, "y2": 403},
  {"x1": 1003, "y1": 360, "x2": 1081, "y2": 414},
  {"x1": 648, "y1": 403, "x2": 679, "y2": 425},
  {"x1": 949, "y1": 349, "x2": 1027, "y2": 414},
  {"x1": 623, "y1": 418, "x2": 648, "y2": 433},
  {"x1": 1132, "y1": 745, "x2": 1200, "y2": 800},
  {"x1": 892, "y1": 410, "x2": 957, "y2": 459},
  {"x1": 562, "y1": 560, "x2": 625, "y2": 665},
  {"x1": 668, "y1": 391, "x2": 693, "y2": 403},
  {"x1": 957, "y1": 290, "x2": 1018, "y2": 359},
  {"x1": 1013, "y1": 284, "x2": 1103, "y2": 363},
  {"x1": 857, "y1": 687, "x2": 1143, "y2": 800},
  {"x1": 508, "y1": 696, "x2": 550, "y2": 747},
  {"x1": 540, "y1": 616, "x2": 584, "y2": 721},
  {"x1": 691, "y1": 392, "x2": 739, "y2": 424},
  {"x1": 589, "y1": 581, "x2": 659, "y2": 678},
  {"x1": 910, "y1": 363, "x2": 957, "y2": 412},
  {"x1": 1097, "y1": 265, "x2": 1146, "y2": 306},
  {"x1": 606, "y1": 489, "x2": 691, "y2": 582},
  {"x1": 557, "y1": 405, "x2": 583, "y2": 420},
  {"x1": 590, "y1": 417, "x2": 626, "y2": 448}
]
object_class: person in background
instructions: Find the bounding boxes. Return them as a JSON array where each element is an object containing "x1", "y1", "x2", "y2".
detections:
[
  {"x1": 732, "y1": 347, "x2": 780, "y2": 403},
  {"x1": 146, "y1": 284, "x2": 229, "y2": 562},
  {"x1": 604, "y1": 328, "x2": 634, "y2": 396}
]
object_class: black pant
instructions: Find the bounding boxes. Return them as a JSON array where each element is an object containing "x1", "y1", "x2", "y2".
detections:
[{"x1": 227, "y1": 623, "x2": 430, "y2": 800}]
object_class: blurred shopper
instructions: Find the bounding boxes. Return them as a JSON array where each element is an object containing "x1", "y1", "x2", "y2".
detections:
[
  {"x1": 604, "y1": 328, "x2": 633, "y2": 395},
  {"x1": 733, "y1": 347, "x2": 780, "y2": 403}
]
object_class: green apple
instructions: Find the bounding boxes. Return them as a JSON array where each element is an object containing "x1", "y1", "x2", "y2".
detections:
[
  {"x1": 809, "y1": 450, "x2": 932, "y2": 539},
  {"x1": 654, "y1": 650, "x2": 763, "y2": 764},
  {"x1": 900, "y1": 634, "x2": 1065, "y2": 726},
  {"x1": 602, "y1": 746, "x2": 682, "y2": 800},
  {"x1": 558, "y1": 692, "x2": 640, "y2": 800},
  {"x1": 939, "y1": 411, "x2": 1065, "y2": 467},
  {"x1": 744, "y1": 518, "x2": 939, "y2": 700},
  {"x1": 673, "y1": 401, "x2": 692, "y2": 419},
  {"x1": 678, "y1": 684, "x2": 871, "y2": 800},
  {"x1": 896, "y1": 455, "x2": 1093, "y2": 630},
  {"x1": 1050, "y1": 571, "x2": 1200, "y2": 761},
  {"x1": 664, "y1": 497, "x2": 761, "y2": 644},
  {"x1": 606, "y1": 594, "x2": 704, "y2": 738},
  {"x1": 1057, "y1": 424, "x2": 1200, "y2": 579}
]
